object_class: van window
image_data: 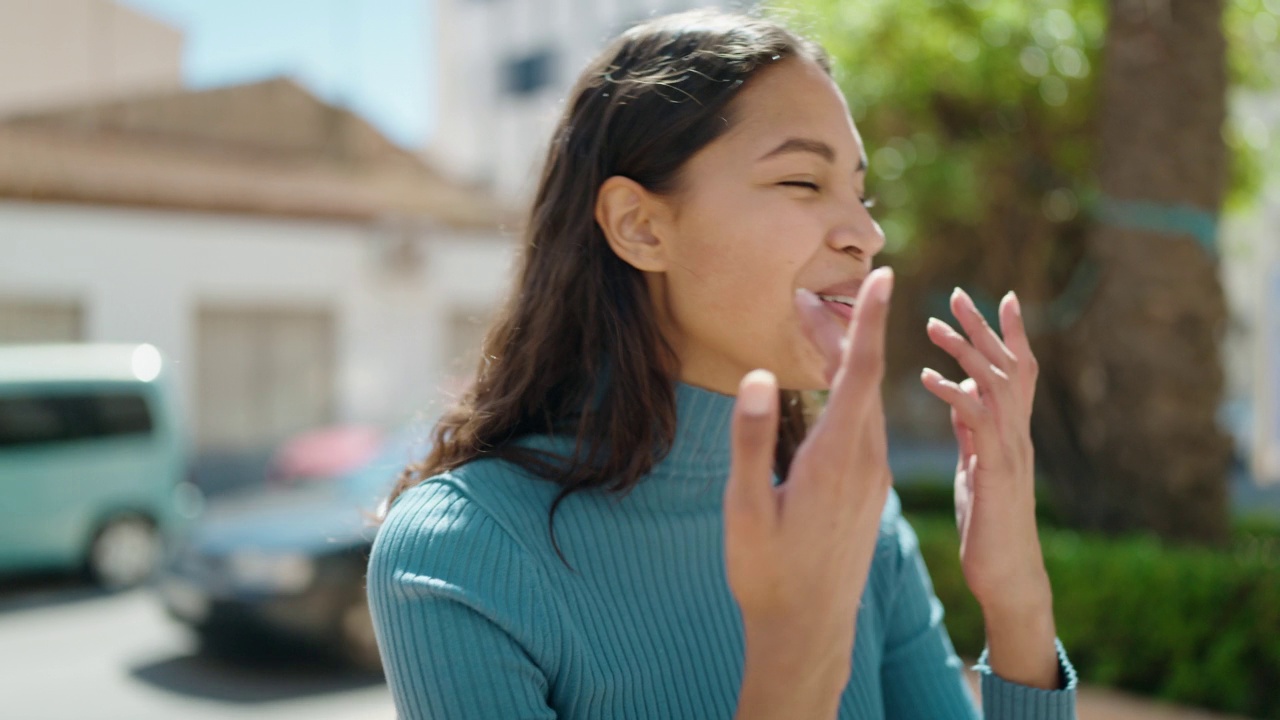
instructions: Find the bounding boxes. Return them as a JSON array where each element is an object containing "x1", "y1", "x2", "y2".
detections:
[{"x1": 0, "y1": 392, "x2": 154, "y2": 448}]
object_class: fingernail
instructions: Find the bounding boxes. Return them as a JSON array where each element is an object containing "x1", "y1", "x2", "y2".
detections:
[
  {"x1": 926, "y1": 316, "x2": 957, "y2": 335},
  {"x1": 921, "y1": 367, "x2": 940, "y2": 382},
  {"x1": 874, "y1": 267, "x2": 894, "y2": 304},
  {"x1": 739, "y1": 370, "x2": 775, "y2": 415},
  {"x1": 1006, "y1": 291, "x2": 1021, "y2": 317}
]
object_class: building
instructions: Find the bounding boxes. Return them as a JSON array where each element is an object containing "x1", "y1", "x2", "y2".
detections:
[
  {"x1": 0, "y1": 79, "x2": 517, "y2": 488},
  {"x1": 1221, "y1": 88, "x2": 1280, "y2": 488},
  {"x1": 0, "y1": 0, "x2": 182, "y2": 117},
  {"x1": 428, "y1": 0, "x2": 753, "y2": 202}
]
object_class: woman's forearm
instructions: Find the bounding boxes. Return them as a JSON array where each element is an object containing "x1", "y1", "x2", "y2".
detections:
[{"x1": 980, "y1": 586, "x2": 1061, "y2": 691}]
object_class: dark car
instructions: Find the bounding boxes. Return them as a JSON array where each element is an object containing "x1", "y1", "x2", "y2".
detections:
[{"x1": 155, "y1": 425, "x2": 428, "y2": 673}]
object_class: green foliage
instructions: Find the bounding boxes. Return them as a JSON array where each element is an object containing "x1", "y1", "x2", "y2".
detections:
[
  {"x1": 765, "y1": 0, "x2": 1277, "y2": 249},
  {"x1": 1224, "y1": 0, "x2": 1280, "y2": 213},
  {"x1": 767, "y1": 0, "x2": 1104, "y2": 257},
  {"x1": 908, "y1": 514, "x2": 1280, "y2": 718}
]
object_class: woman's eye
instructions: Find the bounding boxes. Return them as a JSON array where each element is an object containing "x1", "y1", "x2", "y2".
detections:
[{"x1": 779, "y1": 180, "x2": 820, "y2": 191}]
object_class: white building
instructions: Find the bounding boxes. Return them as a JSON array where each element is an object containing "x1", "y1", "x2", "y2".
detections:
[
  {"x1": 1221, "y1": 88, "x2": 1280, "y2": 486},
  {"x1": 0, "y1": 79, "x2": 516, "y2": 483},
  {"x1": 0, "y1": 0, "x2": 182, "y2": 117},
  {"x1": 428, "y1": 0, "x2": 753, "y2": 202}
]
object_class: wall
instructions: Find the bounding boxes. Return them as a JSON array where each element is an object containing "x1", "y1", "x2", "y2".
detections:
[
  {"x1": 0, "y1": 0, "x2": 182, "y2": 117},
  {"x1": 0, "y1": 200, "x2": 517, "y2": 447}
]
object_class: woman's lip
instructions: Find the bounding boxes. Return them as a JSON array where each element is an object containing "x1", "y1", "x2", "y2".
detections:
[{"x1": 822, "y1": 299, "x2": 854, "y2": 323}]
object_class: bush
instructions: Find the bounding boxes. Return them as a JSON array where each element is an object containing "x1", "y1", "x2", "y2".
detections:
[{"x1": 909, "y1": 515, "x2": 1280, "y2": 718}]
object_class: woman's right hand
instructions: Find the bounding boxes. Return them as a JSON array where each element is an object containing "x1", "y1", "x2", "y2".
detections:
[{"x1": 724, "y1": 267, "x2": 894, "y2": 719}]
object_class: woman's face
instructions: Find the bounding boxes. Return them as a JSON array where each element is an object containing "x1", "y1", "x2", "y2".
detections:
[{"x1": 649, "y1": 57, "x2": 884, "y2": 394}]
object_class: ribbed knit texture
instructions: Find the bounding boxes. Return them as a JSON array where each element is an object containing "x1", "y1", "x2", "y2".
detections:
[{"x1": 367, "y1": 381, "x2": 1078, "y2": 719}]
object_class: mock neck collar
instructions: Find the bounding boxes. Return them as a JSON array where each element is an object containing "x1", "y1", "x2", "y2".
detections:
[
  {"x1": 512, "y1": 379, "x2": 743, "y2": 510},
  {"x1": 616, "y1": 380, "x2": 739, "y2": 511},
  {"x1": 649, "y1": 380, "x2": 736, "y2": 478}
]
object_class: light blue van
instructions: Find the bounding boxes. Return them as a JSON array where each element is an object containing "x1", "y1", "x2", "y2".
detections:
[{"x1": 0, "y1": 343, "x2": 196, "y2": 589}]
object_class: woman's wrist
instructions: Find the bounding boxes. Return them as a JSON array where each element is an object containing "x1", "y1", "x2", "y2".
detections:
[
  {"x1": 980, "y1": 589, "x2": 1062, "y2": 691},
  {"x1": 737, "y1": 627, "x2": 851, "y2": 719},
  {"x1": 736, "y1": 659, "x2": 845, "y2": 720}
]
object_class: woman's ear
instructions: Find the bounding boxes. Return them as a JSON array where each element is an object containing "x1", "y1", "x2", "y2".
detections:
[{"x1": 595, "y1": 175, "x2": 670, "y2": 272}]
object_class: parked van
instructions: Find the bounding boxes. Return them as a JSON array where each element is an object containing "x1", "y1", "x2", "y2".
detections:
[{"x1": 0, "y1": 344, "x2": 194, "y2": 589}]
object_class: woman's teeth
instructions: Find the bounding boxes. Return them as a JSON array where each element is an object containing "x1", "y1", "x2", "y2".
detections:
[{"x1": 817, "y1": 294, "x2": 856, "y2": 308}]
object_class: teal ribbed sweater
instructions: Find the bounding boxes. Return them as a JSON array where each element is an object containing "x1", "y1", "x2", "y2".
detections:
[{"x1": 367, "y1": 381, "x2": 1078, "y2": 719}]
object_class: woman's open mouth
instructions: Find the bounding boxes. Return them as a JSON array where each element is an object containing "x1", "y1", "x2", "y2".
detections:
[{"x1": 817, "y1": 294, "x2": 856, "y2": 322}]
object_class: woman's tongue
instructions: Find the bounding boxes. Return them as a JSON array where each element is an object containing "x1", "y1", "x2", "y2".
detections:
[{"x1": 822, "y1": 299, "x2": 854, "y2": 322}]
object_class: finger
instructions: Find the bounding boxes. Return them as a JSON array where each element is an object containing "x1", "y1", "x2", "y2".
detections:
[
  {"x1": 855, "y1": 384, "x2": 892, "y2": 502},
  {"x1": 920, "y1": 368, "x2": 1002, "y2": 469},
  {"x1": 726, "y1": 369, "x2": 780, "y2": 533},
  {"x1": 794, "y1": 288, "x2": 843, "y2": 383},
  {"x1": 950, "y1": 287, "x2": 1018, "y2": 373},
  {"x1": 811, "y1": 267, "x2": 894, "y2": 444},
  {"x1": 925, "y1": 317, "x2": 1014, "y2": 408},
  {"x1": 950, "y1": 402, "x2": 975, "y2": 462},
  {"x1": 999, "y1": 292, "x2": 1040, "y2": 412}
]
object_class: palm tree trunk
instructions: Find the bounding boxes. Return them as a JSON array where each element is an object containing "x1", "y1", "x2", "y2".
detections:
[{"x1": 1036, "y1": 0, "x2": 1233, "y2": 544}]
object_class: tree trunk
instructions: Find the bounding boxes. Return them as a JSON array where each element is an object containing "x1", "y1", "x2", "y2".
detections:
[{"x1": 1036, "y1": 0, "x2": 1233, "y2": 544}]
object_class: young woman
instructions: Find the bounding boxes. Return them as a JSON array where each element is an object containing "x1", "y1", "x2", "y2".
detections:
[{"x1": 368, "y1": 9, "x2": 1077, "y2": 719}]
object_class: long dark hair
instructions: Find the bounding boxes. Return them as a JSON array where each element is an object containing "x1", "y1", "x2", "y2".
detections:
[{"x1": 384, "y1": 9, "x2": 832, "y2": 560}]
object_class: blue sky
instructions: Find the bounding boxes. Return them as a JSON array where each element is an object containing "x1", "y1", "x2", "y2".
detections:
[{"x1": 120, "y1": 0, "x2": 435, "y2": 149}]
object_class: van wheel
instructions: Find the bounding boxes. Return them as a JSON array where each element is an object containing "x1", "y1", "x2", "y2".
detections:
[{"x1": 87, "y1": 514, "x2": 160, "y2": 591}]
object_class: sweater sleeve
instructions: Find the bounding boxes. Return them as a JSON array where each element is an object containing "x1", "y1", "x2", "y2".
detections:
[
  {"x1": 366, "y1": 479, "x2": 559, "y2": 720},
  {"x1": 880, "y1": 515, "x2": 1077, "y2": 720}
]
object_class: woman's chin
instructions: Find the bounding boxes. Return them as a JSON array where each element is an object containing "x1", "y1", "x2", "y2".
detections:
[{"x1": 776, "y1": 364, "x2": 832, "y2": 393}]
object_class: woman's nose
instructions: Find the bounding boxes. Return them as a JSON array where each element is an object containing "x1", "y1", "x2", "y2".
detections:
[{"x1": 828, "y1": 214, "x2": 885, "y2": 261}]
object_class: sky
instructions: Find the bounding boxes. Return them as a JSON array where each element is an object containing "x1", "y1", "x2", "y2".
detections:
[{"x1": 119, "y1": 0, "x2": 435, "y2": 149}]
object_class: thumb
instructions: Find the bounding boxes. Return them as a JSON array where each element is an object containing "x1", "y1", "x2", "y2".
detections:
[{"x1": 726, "y1": 369, "x2": 780, "y2": 534}]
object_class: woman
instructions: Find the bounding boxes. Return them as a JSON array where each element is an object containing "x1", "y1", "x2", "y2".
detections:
[{"x1": 368, "y1": 9, "x2": 1076, "y2": 719}]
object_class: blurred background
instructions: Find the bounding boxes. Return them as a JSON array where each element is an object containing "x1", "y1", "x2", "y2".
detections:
[{"x1": 0, "y1": 0, "x2": 1276, "y2": 718}]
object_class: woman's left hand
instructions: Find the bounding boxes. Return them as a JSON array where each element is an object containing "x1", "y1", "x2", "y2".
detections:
[{"x1": 920, "y1": 288, "x2": 1051, "y2": 612}]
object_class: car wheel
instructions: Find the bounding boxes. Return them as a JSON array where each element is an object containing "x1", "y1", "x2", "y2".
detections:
[
  {"x1": 86, "y1": 514, "x2": 160, "y2": 591},
  {"x1": 336, "y1": 590, "x2": 383, "y2": 674}
]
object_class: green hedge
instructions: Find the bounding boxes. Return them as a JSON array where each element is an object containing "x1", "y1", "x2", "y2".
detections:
[{"x1": 908, "y1": 514, "x2": 1280, "y2": 718}]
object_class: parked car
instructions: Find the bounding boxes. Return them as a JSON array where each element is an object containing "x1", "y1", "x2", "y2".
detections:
[
  {"x1": 265, "y1": 424, "x2": 383, "y2": 488},
  {"x1": 156, "y1": 423, "x2": 428, "y2": 673},
  {"x1": 0, "y1": 343, "x2": 194, "y2": 590}
]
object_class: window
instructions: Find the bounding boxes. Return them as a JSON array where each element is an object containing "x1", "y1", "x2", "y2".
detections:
[
  {"x1": 0, "y1": 392, "x2": 153, "y2": 448},
  {"x1": 504, "y1": 48, "x2": 556, "y2": 96},
  {"x1": 195, "y1": 306, "x2": 335, "y2": 451}
]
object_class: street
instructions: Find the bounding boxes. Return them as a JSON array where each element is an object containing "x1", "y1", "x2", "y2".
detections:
[{"x1": 0, "y1": 574, "x2": 395, "y2": 720}]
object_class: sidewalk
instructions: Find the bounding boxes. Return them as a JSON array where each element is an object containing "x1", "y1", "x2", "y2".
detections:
[{"x1": 963, "y1": 670, "x2": 1256, "y2": 720}]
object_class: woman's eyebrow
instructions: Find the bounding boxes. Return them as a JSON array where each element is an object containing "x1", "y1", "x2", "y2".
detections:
[
  {"x1": 757, "y1": 137, "x2": 869, "y2": 173},
  {"x1": 759, "y1": 137, "x2": 834, "y2": 162}
]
